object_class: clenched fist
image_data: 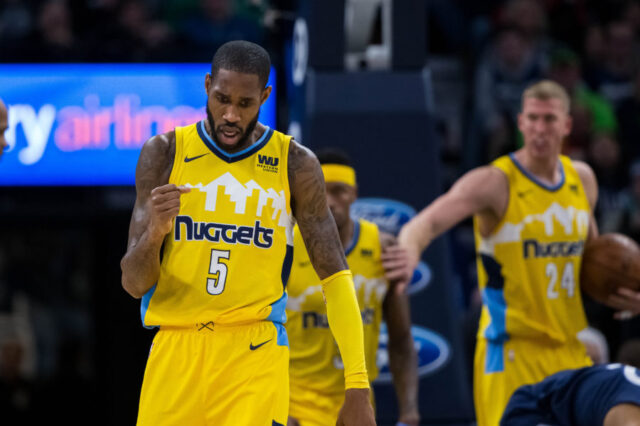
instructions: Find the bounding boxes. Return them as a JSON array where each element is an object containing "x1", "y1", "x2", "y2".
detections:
[{"x1": 149, "y1": 184, "x2": 191, "y2": 238}]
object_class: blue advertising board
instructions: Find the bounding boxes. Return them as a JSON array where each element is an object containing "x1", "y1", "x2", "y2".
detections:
[
  {"x1": 351, "y1": 197, "x2": 433, "y2": 295},
  {"x1": 0, "y1": 64, "x2": 277, "y2": 186},
  {"x1": 374, "y1": 323, "x2": 451, "y2": 384}
]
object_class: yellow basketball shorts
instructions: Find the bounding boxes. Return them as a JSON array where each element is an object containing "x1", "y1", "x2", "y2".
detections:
[
  {"x1": 288, "y1": 382, "x2": 344, "y2": 426},
  {"x1": 473, "y1": 337, "x2": 592, "y2": 426},
  {"x1": 137, "y1": 321, "x2": 289, "y2": 426}
]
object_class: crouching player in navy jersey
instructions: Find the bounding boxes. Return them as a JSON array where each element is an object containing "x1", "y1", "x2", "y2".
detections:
[{"x1": 501, "y1": 363, "x2": 640, "y2": 426}]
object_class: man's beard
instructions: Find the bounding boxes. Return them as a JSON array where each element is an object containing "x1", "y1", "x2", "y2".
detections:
[{"x1": 206, "y1": 104, "x2": 260, "y2": 151}]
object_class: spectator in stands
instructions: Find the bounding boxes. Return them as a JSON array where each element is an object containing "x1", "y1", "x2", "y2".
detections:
[
  {"x1": 177, "y1": 0, "x2": 265, "y2": 61},
  {"x1": 617, "y1": 68, "x2": 640, "y2": 162},
  {"x1": 623, "y1": 0, "x2": 640, "y2": 35},
  {"x1": 543, "y1": 0, "x2": 590, "y2": 54},
  {"x1": 616, "y1": 161, "x2": 640, "y2": 243},
  {"x1": 0, "y1": 241, "x2": 37, "y2": 423},
  {"x1": 588, "y1": 132, "x2": 628, "y2": 232},
  {"x1": 86, "y1": 0, "x2": 177, "y2": 62},
  {"x1": 0, "y1": 334, "x2": 35, "y2": 424},
  {"x1": 589, "y1": 20, "x2": 638, "y2": 106},
  {"x1": 468, "y1": 25, "x2": 547, "y2": 166},
  {"x1": 23, "y1": 0, "x2": 86, "y2": 62},
  {"x1": 0, "y1": 0, "x2": 32, "y2": 42},
  {"x1": 159, "y1": 0, "x2": 200, "y2": 31},
  {"x1": 500, "y1": 0, "x2": 548, "y2": 48},
  {"x1": 582, "y1": 23, "x2": 607, "y2": 83},
  {"x1": 235, "y1": 0, "x2": 270, "y2": 24},
  {"x1": 116, "y1": 0, "x2": 176, "y2": 61},
  {"x1": 547, "y1": 46, "x2": 618, "y2": 160}
]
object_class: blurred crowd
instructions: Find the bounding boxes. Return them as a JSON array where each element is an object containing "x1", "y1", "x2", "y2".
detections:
[
  {"x1": 0, "y1": 0, "x2": 290, "y2": 62},
  {"x1": 1, "y1": 0, "x2": 640, "y2": 422},
  {"x1": 0, "y1": 226, "x2": 95, "y2": 422}
]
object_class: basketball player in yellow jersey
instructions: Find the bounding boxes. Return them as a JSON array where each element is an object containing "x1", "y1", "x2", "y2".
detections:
[
  {"x1": 397, "y1": 80, "x2": 640, "y2": 426},
  {"x1": 286, "y1": 149, "x2": 419, "y2": 426},
  {"x1": 120, "y1": 41, "x2": 376, "y2": 426}
]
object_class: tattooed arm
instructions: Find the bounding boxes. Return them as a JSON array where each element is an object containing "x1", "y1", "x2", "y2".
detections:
[
  {"x1": 288, "y1": 141, "x2": 375, "y2": 426},
  {"x1": 120, "y1": 131, "x2": 190, "y2": 298},
  {"x1": 288, "y1": 141, "x2": 347, "y2": 278}
]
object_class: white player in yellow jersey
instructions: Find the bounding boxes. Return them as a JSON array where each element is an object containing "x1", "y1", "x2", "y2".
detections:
[
  {"x1": 398, "y1": 80, "x2": 640, "y2": 426},
  {"x1": 120, "y1": 41, "x2": 376, "y2": 426},
  {"x1": 286, "y1": 148, "x2": 419, "y2": 426}
]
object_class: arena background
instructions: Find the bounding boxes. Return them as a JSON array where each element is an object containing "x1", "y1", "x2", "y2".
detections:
[{"x1": 1, "y1": 0, "x2": 640, "y2": 424}]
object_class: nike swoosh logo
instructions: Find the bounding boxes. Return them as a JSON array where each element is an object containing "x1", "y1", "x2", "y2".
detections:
[
  {"x1": 249, "y1": 338, "x2": 272, "y2": 351},
  {"x1": 184, "y1": 153, "x2": 208, "y2": 163}
]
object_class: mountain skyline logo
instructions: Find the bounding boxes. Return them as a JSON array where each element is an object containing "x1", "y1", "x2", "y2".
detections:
[
  {"x1": 479, "y1": 202, "x2": 590, "y2": 255},
  {"x1": 185, "y1": 172, "x2": 293, "y2": 232}
]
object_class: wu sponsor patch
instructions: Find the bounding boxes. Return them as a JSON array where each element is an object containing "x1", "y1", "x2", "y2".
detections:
[{"x1": 257, "y1": 154, "x2": 279, "y2": 173}]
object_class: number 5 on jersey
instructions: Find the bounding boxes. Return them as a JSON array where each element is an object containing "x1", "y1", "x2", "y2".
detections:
[{"x1": 208, "y1": 249, "x2": 230, "y2": 295}]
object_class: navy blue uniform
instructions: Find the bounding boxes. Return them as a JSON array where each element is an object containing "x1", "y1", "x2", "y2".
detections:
[{"x1": 501, "y1": 364, "x2": 640, "y2": 426}]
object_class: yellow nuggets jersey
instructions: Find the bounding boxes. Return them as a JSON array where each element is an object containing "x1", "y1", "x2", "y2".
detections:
[
  {"x1": 141, "y1": 121, "x2": 294, "y2": 330},
  {"x1": 286, "y1": 219, "x2": 388, "y2": 396},
  {"x1": 472, "y1": 153, "x2": 593, "y2": 426}
]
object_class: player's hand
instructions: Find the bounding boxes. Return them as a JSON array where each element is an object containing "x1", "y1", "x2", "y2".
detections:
[
  {"x1": 149, "y1": 184, "x2": 190, "y2": 238},
  {"x1": 287, "y1": 416, "x2": 301, "y2": 426},
  {"x1": 336, "y1": 388, "x2": 376, "y2": 426},
  {"x1": 397, "y1": 409, "x2": 420, "y2": 426},
  {"x1": 607, "y1": 287, "x2": 640, "y2": 320},
  {"x1": 381, "y1": 244, "x2": 413, "y2": 294},
  {"x1": 391, "y1": 240, "x2": 421, "y2": 295}
]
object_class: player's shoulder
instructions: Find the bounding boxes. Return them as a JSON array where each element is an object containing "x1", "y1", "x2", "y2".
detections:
[
  {"x1": 482, "y1": 164, "x2": 510, "y2": 180},
  {"x1": 458, "y1": 164, "x2": 510, "y2": 194},
  {"x1": 287, "y1": 139, "x2": 323, "y2": 188},
  {"x1": 136, "y1": 130, "x2": 176, "y2": 189},
  {"x1": 568, "y1": 158, "x2": 598, "y2": 206},
  {"x1": 141, "y1": 130, "x2": 176, "y2": 160},
  {"x1": 287, "y1": 139, "x2": 316, "y2": 166}
]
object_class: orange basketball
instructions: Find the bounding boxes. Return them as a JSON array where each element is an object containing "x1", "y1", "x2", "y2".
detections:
[{"x1": 580, "y1": 233, "x2": 640, "y2": 306}]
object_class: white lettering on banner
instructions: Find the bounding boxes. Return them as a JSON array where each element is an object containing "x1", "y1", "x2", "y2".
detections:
[{"x1": 6, "y1": 104, "x2": 55, "y2": 165}]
